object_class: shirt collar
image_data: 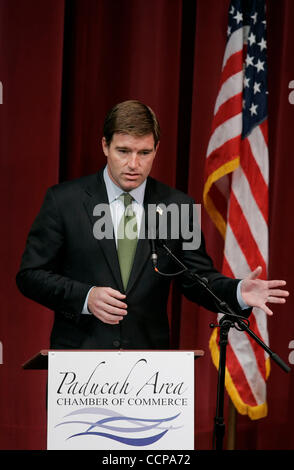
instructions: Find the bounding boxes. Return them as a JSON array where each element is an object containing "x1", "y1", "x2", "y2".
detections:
[{"x1": 103, "y1": 165, "x2": 146, "y2": 205}]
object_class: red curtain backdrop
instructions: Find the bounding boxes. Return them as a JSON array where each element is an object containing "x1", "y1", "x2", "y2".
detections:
[{"x1": 0, "y1": 0, "x2": 293, "y2": 450}]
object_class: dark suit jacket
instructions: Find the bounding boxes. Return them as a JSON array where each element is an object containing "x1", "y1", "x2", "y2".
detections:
[{"x1": 16, "y1": 170, "x2": 248, "y2": 350}]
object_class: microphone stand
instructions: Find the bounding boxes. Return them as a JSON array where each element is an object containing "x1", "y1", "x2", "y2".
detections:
[{"x1": 152, "y1": 240, "x2": 291, "y2": 450}]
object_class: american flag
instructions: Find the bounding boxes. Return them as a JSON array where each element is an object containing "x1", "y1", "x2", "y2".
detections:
[{"x1": 203, "y1": 0, "x2": 269, "y2": 419}]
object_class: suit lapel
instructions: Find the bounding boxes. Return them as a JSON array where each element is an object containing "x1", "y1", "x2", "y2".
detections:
[{"x1": 82, "y1": 171, "x2": 124, "y2": 291}]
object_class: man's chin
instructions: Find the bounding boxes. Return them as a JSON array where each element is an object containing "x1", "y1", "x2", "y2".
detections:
[{"x1": 120, "y1": 178, "x2": 141, "y2": 191}]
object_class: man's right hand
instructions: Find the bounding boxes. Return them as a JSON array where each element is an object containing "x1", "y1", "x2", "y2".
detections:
[{"x1": 87, "y1": 287, "x2": 127, "y2": 324}]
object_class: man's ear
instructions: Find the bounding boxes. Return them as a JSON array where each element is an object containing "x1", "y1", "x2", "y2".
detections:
[
  {"x1": 101, "y1": 137, "x2": 109, "y2": 157},
  {"x1": 154, "y1": 141, "x2": 160, "y2": 155}
]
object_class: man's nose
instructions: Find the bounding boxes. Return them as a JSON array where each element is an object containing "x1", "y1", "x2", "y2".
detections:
[{"x1": 128, "y1": 153, "x2": 139, "y2": 169}]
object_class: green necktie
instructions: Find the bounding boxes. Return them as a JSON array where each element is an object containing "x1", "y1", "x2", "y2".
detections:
[{"x1": 117, "y1": 193, "x2": 138, "y2": 289}]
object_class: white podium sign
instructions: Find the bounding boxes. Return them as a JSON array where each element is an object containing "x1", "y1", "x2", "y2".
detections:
[{"x1": 47, "y1": 350, "x2": 194, "y2": 450}]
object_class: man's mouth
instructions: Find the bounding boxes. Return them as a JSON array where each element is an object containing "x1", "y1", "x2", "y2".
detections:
[{"x1": 124, "y1": 173, "x2": 140, "y2": 179}]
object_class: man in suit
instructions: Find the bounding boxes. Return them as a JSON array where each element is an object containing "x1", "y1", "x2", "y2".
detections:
[{"x1": 16, "y1": 100, "x2": 289, "y2": 350}]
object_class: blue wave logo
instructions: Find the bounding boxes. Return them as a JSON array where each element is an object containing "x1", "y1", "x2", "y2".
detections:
[{"x1": 55, "y1": 407, "x2": 182, "y2": 446}]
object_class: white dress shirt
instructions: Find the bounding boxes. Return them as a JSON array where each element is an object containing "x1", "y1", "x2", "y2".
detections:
[{"x1": 103, "y1": 165, "x2": 146, "y2": 244}]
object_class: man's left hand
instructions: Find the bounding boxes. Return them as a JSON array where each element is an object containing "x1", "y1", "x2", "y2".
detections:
[{"x1": 241, "y1": 266, "x2": 289, "y2": 316}]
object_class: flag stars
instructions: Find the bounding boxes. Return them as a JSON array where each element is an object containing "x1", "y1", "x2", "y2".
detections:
[
  {"x1": 234, "y1": 6, "x2": 267, "y2": 136},
  {"x1": 245, "y1": 54, "x2": 255, "y2": 67},
  {"x1": 244, "y1": 76, "x2": 250, "y2": 88},
  {"x1": 253, "y1": 82, "x2": 261, "y2": 94},
  {"x1": 249, "y1": 102, "x2": 258, "y2": 116},
  {"x1": 248, "y1": 32, "x2": 256, "y2": 46},
  {"x1": 258, "y1": 37, "x2": 267, "y2": 51},
  {"x1": 251, "y1": 12, "x2": 258, "y2": 24},
  {"x1": 255, "y1": 59, "x2": 265, "y2": 72},
  {"x1": 234, "y1": 10, "x2": 243, "y2": 24}
]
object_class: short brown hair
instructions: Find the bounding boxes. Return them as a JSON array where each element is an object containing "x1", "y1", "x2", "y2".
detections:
[{"x1": 103, "y1": 100, "x2": 160, "y2": 147}]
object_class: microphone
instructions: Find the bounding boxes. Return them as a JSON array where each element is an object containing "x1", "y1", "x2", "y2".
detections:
[
  {"x1": 149, "y1": 205, "x2": 162, "y2": 270},
  {"x1": 149, "y1": 204, "x2": 210, "y2": 283},
  {"x1": 150, "y1": 239, "x2": 158, "y2": 269}
]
